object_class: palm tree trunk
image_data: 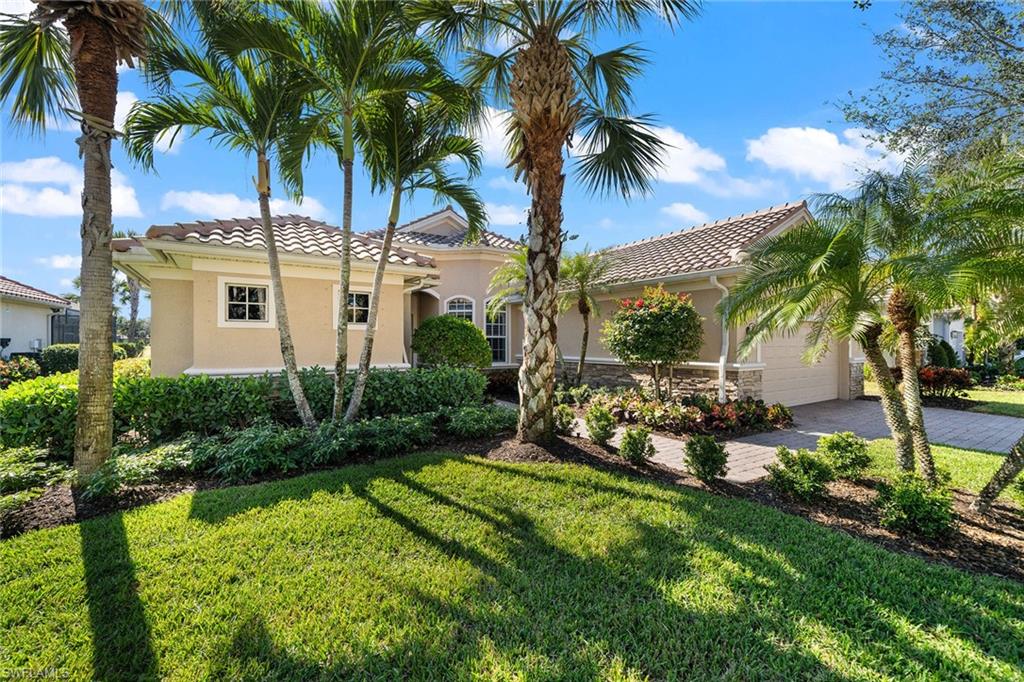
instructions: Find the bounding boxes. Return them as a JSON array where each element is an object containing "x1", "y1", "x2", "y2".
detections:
[
  {"x1": 127, "y1": 277, "x2": 140, "y2": 342},
  {"x1": 575, "y1": 312, "x2": 589, "y2": 387},
  {"x1": 69, "y1": 14, "x2": 117, "y2": 478},
  {"x1": 257, "y1": 154, "x2": 316, "y2": 430},
  {"x1": 895, "y1": 327, "x2": 937, "y2": 484},
  {"x1": 969, "y1": 434, "x2": 1024, "y2": 515},
  {"x1": 344, "y1": 186, "x2": 400, "y2": 422},
  {"x1": 332, "y1": 112, "x2": 355, "y2": 420},
  {"x1": 861, "y1": 327, "x2": 914, "y2": 470}
]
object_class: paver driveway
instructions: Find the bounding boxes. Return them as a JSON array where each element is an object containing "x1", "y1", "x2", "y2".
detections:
[{"x1": 590, "y1": 399, "x2": 1024, "y2": 483}]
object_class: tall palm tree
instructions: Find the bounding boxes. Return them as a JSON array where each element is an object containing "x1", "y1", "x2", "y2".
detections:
[
  {"x1": 344, "y1": 92, "x2": 486, "y2": 421},
  {"x1": 222, "y1": 0, "x2": 444, "y2": 420},
  {"x1": 0, "y1": 1, "x2": 155, "y2": 476},
  {"x1": 723, "y1": 205, "x2": 917, "y2": 471},
  {"x1": 413, "y1": 0, "x2": 701, "y2": 442},
  {"x1": 123, "y1": 23, "x2": 318, "y2": 429},
  {"x1": 559, "y1": 247, "x2": 612, "y2": 386}
]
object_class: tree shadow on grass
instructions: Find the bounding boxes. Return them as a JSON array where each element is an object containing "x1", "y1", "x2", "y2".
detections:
[
  {"x1": 77, "y1": 504, "x2": 158, "y2": 681},
  {"x1": 182, "y1": 451, "x2": 1023, "y2": 679}
]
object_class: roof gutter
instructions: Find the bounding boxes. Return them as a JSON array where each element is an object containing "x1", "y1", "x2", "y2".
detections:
[{"x1": 709, "y1": 275, "x2": 730, "y2": 404}]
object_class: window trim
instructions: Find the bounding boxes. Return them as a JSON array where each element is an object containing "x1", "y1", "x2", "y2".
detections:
[
  {"x1": 332, "y1": 284, "x2": 372, "y2": 329},
  {"x1": 443, "y1": 295, "x2": 476, "y2": 324},
  {"x1": 217, "y1": 276, "x2": 276, "y2": 329},
  {"x1": 484, "y1": 298, "x2": 509, "y2": 365}
]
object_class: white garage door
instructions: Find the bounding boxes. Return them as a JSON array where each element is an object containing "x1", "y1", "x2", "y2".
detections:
[{"x1": 760, "y1": 327, "x2": 839, "y2": 406}]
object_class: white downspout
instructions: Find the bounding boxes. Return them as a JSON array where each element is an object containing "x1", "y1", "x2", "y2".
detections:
[{"x1": 710, "y1": 275, "x2": 730, "y2": 404}]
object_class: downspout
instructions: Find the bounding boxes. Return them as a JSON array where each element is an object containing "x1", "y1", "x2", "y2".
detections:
[{"x1": 710, "y1": 275, "x2": 730, "y2": 404}]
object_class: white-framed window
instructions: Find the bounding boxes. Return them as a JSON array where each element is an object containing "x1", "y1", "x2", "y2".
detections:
[
  {"x1": 332, "y1": 286, "x2": 371, "y2": 328},
  {"x1": 485, "y1": 302, "x2": 508, "y2": 364},
  {"x1": 445, "y1": 296, "x2": 474, "y2": 322},
  {"x1": 217, "y1": 276, "x2": 275, "y2": 328}
]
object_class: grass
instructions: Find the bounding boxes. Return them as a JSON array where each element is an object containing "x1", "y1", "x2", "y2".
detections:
[
  {"x1": 2, "y1": 453, "x2": 1023, "y2": 680},
  {"x1": 864, "y1": 380, "x2": 1024, "y2": 418},
  {"x1": 866, "y1": 439, "x2": 1024, "y2": 508}
]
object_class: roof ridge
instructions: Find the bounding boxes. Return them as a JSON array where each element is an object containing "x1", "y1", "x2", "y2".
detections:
[
  {"x1": 607, "y1": 201, "x2": 807, "y2": 252},
  {"x1": 0, "y1": 275, "x2": 70, "y2": 305}
]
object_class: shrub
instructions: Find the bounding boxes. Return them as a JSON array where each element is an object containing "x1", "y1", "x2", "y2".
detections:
[
  {"x1": 601, "y1": 285, "x2": 704, "y2": 400},
  {"x1": 118, "y1": 341, "x2": 147, "y2": 358},
  {"x1": 0, "y1": 446, "x2": 67, "y2": 495},
  {"x1": 411, "y1": 316, "x2": 492, "y2": 368},
  {"x1": 817, "y1": 431, "x2": 870, "y2": 479},
  {"x1": 210, "y1": 419, "x2": 311, "y2": 483},
  {"x1": 444, "y1": 405, "x2": 517, "y2": 439},
  {"x1": 619, "y1": 426, "x2": 655, "y2": 464},
  {"x1": 767, "y1": 403, "x2": 794, "y2": 428},
  {"x1": 305, "y1": 421, "x2": 360, "y2": 466},
  {"x1": 0, "y1": 372, "x2": 80, "y2": 454},
  {"x1": 684, "y1": 435, "x2": 728, "y2": 483},
  {"x1": 82, "y1": 437, "x2": 202, "y2": 499},
  {"x1": 351, "y1": 413, "x2": 437, "y2": 457},
  {"x1": 0, "y1": 356, "x2": 41, "y2": 389},
  {"x1": 484, "y1": 368, "x2": 518, "y2": 399},
  {"x1": 892, "y1": 366, "x2": 973, "y2": 398},
  {"x1": 995, "y1": 374, "x2": 1024, "y2": 391},
  {"x1": 927, "y1": 337, "x2": 957, "y2": 368},
  {"x1": 553, "y1": 404, "x2": 576, "y2": 436},
  {"x1": 114, "y1": 357, "x2": 150, "y2": 379},
  {"x1": 766, "y1": 446, "x2": 834, "y2": 502},
  {"x1": 876, "y1": 473, "x2": 954, "y2": 539},
  {"x1": 584, "y1": 403, "x2": 616, "y2": 446},
  {"x1": 554, "y1": 383, "x2": 592, "y2": 407},
  {"x1": 39, "y1": 344, "x2": 79, "y2": 374}
]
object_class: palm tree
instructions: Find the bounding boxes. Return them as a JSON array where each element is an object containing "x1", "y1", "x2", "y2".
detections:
[
  {"x1": 343, "y1": 92, "x2": 486, "y2": 420},
  {"x1": 222, "y1": 0, "x2": 445, "y2": 420},
  {"x1": 0, "y1": 1, "x2": 155, "y2": 476},
  {"x1": 487, "y1": 244, "x2": 528, "y2": 316},
  {"x1": 113, "y1": 230, "x2": 141, "y2": 341},
  {"x1": 413, "y1": 0, "x2": 701, "y2": 442},
  {"x1": 723, "y1": 205, "x2": 916, "y2": 471},
  {"x1": 559, "y1": 247, "x2": 612, "y2": 386},
  {"x1": 123, "y1": 21, "x2": 318, "y2": 429}
]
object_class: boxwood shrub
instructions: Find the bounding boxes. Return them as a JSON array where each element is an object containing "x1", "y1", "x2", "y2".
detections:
[{"x1": 0, "y1": 366, "x2": 486, "y2": 456}]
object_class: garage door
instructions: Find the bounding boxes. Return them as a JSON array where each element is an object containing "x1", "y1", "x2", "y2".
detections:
[{"x1": 760, "y1": 326, "x2": 839, "y2": 406}]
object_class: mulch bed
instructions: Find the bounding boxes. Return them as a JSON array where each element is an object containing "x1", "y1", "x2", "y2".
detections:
[{"x1": 3, "y1": 434, "x2": 1022, "y2": 583}]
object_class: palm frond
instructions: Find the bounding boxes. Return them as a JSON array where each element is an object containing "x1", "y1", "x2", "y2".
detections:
[
  {"x1": 573, "y1": 108, "x2": 664, "y2": 198},
  {"x1": 0, "y1": 14, "x2": 74, "y2": 134}
]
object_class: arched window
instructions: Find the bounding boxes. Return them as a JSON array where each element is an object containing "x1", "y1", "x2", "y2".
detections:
[{"x1": 445, "y1": 296, "x2": 474, "y2": 322}]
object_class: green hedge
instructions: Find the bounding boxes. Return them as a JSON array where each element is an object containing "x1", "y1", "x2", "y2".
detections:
[
  {"x1": 411, "y1": 316, "x2": 492, "y2": 368},
  {"x1": 0, "y1": 366, "x2": 486, "y2": 456},
  {"x1": 40, "y1": 344, "x2": 128, "y2": 375}
]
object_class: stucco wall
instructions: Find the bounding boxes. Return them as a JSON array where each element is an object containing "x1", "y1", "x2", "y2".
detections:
[
  {"x1": 428, "y1": 253, "x2": 508, "y2": 326},
  {"x1": 150, "y1": 278, "x2": 193, "y2": 376},
  {"x1": 0, "y1": 299, "x2": 52, "y2": 355}
]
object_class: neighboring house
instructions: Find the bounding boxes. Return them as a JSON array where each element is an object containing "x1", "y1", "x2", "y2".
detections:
[
  {"x1": 928, "y1": 313, "x2": 966, "y2": 362},
  {"x1": 0, "y1": 276, "x2": 75, "y2": 358},
  {"x1": 112, "y1": 202, "x2": 866, "y2": 406}
]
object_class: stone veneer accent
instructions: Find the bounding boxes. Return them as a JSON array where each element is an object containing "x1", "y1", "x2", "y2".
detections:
[
  {"x1": 847, "y1": 361, "x2": 865, "y2": 400},
  {"x1": 572, "y1": 361, "x2": 763, "y2": 401}
]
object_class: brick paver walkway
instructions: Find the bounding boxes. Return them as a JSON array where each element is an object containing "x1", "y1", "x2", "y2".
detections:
[{"x1": 572, "y1": 399, "x2": 1023, "y2": 483}]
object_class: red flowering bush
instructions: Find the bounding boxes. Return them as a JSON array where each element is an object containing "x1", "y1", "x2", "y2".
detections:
[
  {"x1": 892, "y1": 366, "x2": 973, "y2": 398},
  {"x1": 595, "y1": 389, "x2": 789, "y2": 436}
]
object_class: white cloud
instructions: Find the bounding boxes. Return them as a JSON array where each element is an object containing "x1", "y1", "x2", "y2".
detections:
[
  {"x1": 36, "y1": 254, "x2": 81, "y2": 269},
  {"x1": 159, "y1": 190, "x2": 328, "y2": 219},
  {"x1": 660, "y1": 202, "x2": 709, "y2": 224},
  {"x1": 484, "y1": 202, "x2": 526, "y2": 227},
  {"x1": 746, "y1": 126, "x2": 904, "y2": 191},
  {"x1": 0, "y1": 156, "x2": 142, "y2": 217},
  {"x1": 598, "y1": 217, "x2": 615, "y2": 229},
  {"x1": 59, "y1": 278, "x2": 75, "y2": 289},
  {"x1": 652, "y1": 126, "x2": 726, "y2": 184},
  {"x1": 698, "y1": 175, "x2": 778, "y2": 199},
  {"x1": 476, "y1": 107, "x2": 511, "y2": 167},
  {"x1": 487, "y1": 175, "x2": 523, "y2": 192}
]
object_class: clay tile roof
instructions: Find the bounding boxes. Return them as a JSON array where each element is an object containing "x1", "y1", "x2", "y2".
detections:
[
  {"x1": 144, "y1": 214, "x2": 435, "y2": 268},
  {"x1": 111, "y1": 237, "x2": 142, "y2": 252},
  {"x1": 599, "y1": 202, "x2": 809, "y2": 285},
  {"x1": 363, "y1": 226, "x2": 519, "y2": 251},
  {"x1": 0, "y1": 275, "x2": 71, "y2": 308}
]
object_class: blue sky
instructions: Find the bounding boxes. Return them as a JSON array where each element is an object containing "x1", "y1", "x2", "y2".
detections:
[{"x1": 0, "y1": 1, "x2": 905, "y2": 318}]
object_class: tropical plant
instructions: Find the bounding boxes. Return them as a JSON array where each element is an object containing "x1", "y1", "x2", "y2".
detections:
[
  {"x1": 877, "y1": 472, "x2": 954, "y2": 540},
  {"x1": 602, "y1": 286, "x2": 703, "y2": 401},
  {"x1": 344, "y1": 89, "x2": 485, "y2": 421},
  {"x1": 583, "y1": 403, "x2": 616, "y2": 446},
  {"x1": 224, "y1": 0, "x2": 448, "y2": 420},
  {"x1": 619, "y1": 425, "x2": 655, "y2": 464},
  {"x1": 0, "y1": 0, "x2": 159, "y2": 476},
  {"x1": 684, "y1": 434, "x2": 728, "y2": 483},
  {"x1": 123, "y1": 11, "x2": 318, "y2": 429},
  {"x1": 816, "y1": 432, "x2": 870, "y2": 480},
  {"x1": 766, "y1": 446, "x2": 834, "y2": 503},
  {"x1": 559, "y1": 247, "x2": 613, "y2": 386},
  {"x1": 414, "y1": 0, "x2": 700, "y2": 442}
]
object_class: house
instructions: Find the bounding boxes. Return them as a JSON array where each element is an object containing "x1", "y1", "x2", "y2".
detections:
[
  {"x1": 0, "y1": 276, "x2": 76, "y2": 358},
  {"x1": 111, "y1": 202, "x2": 865, "y2": 406},
  {"x1": 928, "y1": 313, "x2": 966, "y2": 363}
]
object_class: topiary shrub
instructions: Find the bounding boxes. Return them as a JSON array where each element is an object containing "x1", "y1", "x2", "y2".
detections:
[
  {"x1": 817, "y1": 431, "x2": 870, "y2": 480},
  {"x1": 876, "y1": 473, "x2": 954, "y2": 539},
  {"x1": 766, "y1": 446, "x2": 834, "y2": 502},
  {"x1": 0, "y1": 356, "x2": 41, "y2": 389},
  {"x1": 684, "y1": 435, "x2": 729, "y2": 483},
  {"x1": 411, "y1": 316, "x2": 492, "y2": 368},
  {"x1": 584, "y1": 403, "x2": 616, "y2": 446},
  {"x1": 553, "y1": 404, "x2": 576, "y2": 436},
  {"x1": 619, "y1": 426, "x2": 655, "y2": 464}
]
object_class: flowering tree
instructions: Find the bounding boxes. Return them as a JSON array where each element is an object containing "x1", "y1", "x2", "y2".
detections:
[{"x1": 602, "y1": 285, "x2": 703, "y2": 400}]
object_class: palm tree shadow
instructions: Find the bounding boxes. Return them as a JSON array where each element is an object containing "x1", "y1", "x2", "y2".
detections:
[{"x1": 77, "y1": 503, "x2": 158, "y2": 681}]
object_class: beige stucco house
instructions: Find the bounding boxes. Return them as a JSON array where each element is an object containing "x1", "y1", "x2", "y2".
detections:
[
  {"x1": 0, "y1": 276, "x2": 75, "y2": 358},
  {"x1": 112, "y1": 202, "x2": 864, "y2": 406}
]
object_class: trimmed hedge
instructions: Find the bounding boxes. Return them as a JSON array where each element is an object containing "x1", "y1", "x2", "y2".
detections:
[
  {"x1": 411, "y1": 316, "x2": 492, "y2": 368},
  {"x1": 39, "y1": 343, "x2": 128, "y2": 375},
  {"x1": 0, "y1": 366, "x2": 486, "y2": 456}
]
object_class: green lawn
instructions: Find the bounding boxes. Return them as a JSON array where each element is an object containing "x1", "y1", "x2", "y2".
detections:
[
  {"x1": 866, "y1": 439, "x2": 1024, "y2": 508},
  {"x1": 2, "y1": 453, "x2": 1023, "y2": 680},
  {"x1": 966, "y1": 388, "x2": 1024, "y2": 418}
]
